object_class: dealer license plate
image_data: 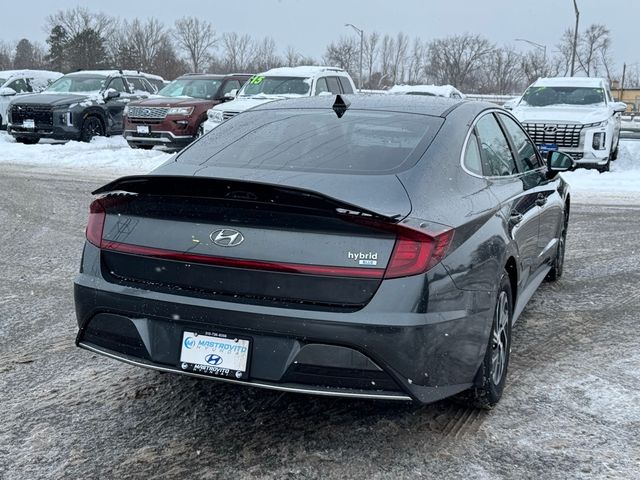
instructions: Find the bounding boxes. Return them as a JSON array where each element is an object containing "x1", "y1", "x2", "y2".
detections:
[
  {"x1": 179, "y1": 331, "x2": 250, "y2": 379},
  {"x1": 136, "y1": 125, "x2": 150, "y2": 134},
  {"x1": 23, "y1": 119, "x2": 35, "y2": 129}
]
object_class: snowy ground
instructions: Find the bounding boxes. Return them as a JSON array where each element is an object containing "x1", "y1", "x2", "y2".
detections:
[
  {"x1": 1, "y1": 167, "x2": 639, "y2": 479},
  {"x1": 1, "y1": 131, "x2": 639, "y2": 204}
]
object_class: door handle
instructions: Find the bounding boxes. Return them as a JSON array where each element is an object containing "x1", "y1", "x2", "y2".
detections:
[
  {"x1": 535, "y1": 193, "x2": 547, "y2": 206},
  {"x1": 509, "y1": 211, "x2": 523, "y2": 225}
]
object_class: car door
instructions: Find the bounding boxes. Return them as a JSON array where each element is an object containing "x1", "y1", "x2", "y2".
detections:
[
  {"x1": 104, "y1": 77, "x2": 129, "y2": 134},
  {"x1": 475, "y1": 112, "x2": 541, "y2": 288},
  {"x1": 498, "y1": 112, "x2": 564, "y2": 270}
]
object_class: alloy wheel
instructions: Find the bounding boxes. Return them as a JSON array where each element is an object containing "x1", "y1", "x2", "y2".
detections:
[{"x1": 491, "y1": 291, "x2": 510, "y2": 385}]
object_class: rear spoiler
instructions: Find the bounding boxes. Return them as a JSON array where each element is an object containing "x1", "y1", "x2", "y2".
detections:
[{"x1": 92, "y1": 175, "x2": 402, "y2": 222}]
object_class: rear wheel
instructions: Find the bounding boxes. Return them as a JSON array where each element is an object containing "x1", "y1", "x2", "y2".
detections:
[
  {"x1": 15, "y1": 136, "x2": 40, "y2": 145},
  {"x1": 458, "y1": 272, "x2": 512, "y2": 409},
  {"x1": 80, "y1": 116, "x2": 105, "y2": 143},
  {"x1": 546, "y1": 211, "x2": 568, "y2": 282},
  {"x1": 611, "y1": 139, "x2": 619, "y2": 161}
]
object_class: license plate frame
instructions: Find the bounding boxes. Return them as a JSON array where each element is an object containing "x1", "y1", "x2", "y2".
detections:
[
  {"x1": 179, "y1": 330, "x2": 251, "y2": 380},
  {"x1": 136, "y1": 125, "x2": 150, "y2": 134},
  {"x1": 23, "y1": 119, "x2": 35, "y2": 129}
]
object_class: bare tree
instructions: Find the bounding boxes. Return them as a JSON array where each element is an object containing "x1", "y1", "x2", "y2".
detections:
[
  {"x1": 284, "y1": 45, "x2": 301, "y2": 67},
  {"x1": 555, "y1": 28, "x2": 575, "y2": 77},
  {"x1": 363, "y1": 31, "x2": 380, "y2": 88},
  {"x1": 173, "y1": 17, "x2": 217, "y2": 72},
  {"x1": 323, "y1": 36, "x2": 358, "y2": 73},
  {"x1": 46, "y1": 6, "x2": 114, "y2": 38},
  {"x1": 0, "y1": 41, "x2": 13, "y2": 70},
  {"x1": 391, "y1": 32, "x2": 409, "y2": 84},
  {"x1": 577, "y1": 24, "x2": 610, "y2": 76},
  {"x1": 425, "y1": 33, "x2": 494, "y2": 91},
  {"x1": 221, "y1": 32, "x2": 253, "y2": 72},
  {"x1": 407, "y1": 37, "x2": 425, "y2": 84},
  {"x1": 252, "y1": 37, "x2": 281, "y2": 72},
  {"x1": 379, "y1": 34, "x2": 395, "y2": 87},
  {"x1": 478, "y1": 46, "x2": 523, "y2": 94},
  {"x1": 521, "y1": 50, "x2": 553, "y2": 86}
]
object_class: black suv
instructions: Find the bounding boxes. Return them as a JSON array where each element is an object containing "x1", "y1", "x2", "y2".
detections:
[{"x1": 7, "y1": 70, "x2": 159, "y2": 144}]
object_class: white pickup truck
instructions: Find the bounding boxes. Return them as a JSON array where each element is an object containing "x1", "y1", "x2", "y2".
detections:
[{"x1": 512, "y1": 77, "x2": 626, "y2": 172}]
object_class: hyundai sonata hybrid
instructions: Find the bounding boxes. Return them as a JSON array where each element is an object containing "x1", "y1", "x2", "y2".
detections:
[{"x1": 74, "y1": 94, "x2": 573, "y2": 408}]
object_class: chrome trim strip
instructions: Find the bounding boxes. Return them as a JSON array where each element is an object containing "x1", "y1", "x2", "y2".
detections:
[{"x1": 78, "y1": 342, "x2": 413, "y2": 402}]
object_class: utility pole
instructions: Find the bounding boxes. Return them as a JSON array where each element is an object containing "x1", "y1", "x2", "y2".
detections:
[
  {"x1": 345, "y1": 23, "x2": 364, "y2": 92},
  {"x1": 620, "y1": 63, "x2": 626, "y2": 103},
  {"x1": 570, "y1": 0, "x2": 580, "y2": 76}
]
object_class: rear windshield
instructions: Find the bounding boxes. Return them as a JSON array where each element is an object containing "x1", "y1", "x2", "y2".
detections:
[{"x1": 178, "y1": 109, "x2": 442, "y2": 174}]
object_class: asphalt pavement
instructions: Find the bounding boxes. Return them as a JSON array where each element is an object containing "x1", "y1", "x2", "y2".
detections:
[{"x1": 1, "y1": 164, "x2": 639, "y2": 480}]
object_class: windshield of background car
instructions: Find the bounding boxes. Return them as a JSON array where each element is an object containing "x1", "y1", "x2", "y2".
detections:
[
  {"x1": 178, "y1": 109, "x2": 443, "y2": 174},
  {"x1": 158, "y1": 78, "x2": 223, "y2": 99},
  {"x1": 240, "y1": 76, "x2": 311, "y2": 96},
  {"x1": 45, "y1": 75, "x2": 106, "y2": 93},
  {"x1": 520, "y1": 86, "x2": 606, "y2": 107}
]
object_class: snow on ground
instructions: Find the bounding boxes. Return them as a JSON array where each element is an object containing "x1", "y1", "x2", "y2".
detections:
[
  {"x1": 1, "y1": 131, "x2": 640, "y2": 204},
  {"x1": 561, "y1": 139, "x2": 640, "y2": 204},
  {"x1": 0, "y1": 131, "x2": 172, "y2": 176}
]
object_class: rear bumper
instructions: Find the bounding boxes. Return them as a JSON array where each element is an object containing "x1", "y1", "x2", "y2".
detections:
[{"x1": 74, "y1": 243, "x2": 493, "y2": 404}]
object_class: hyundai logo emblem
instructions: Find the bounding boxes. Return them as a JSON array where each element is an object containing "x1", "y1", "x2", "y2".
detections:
[
  {"x1": 143, "y1": 108, "x2": 151, "y2": 115},
  {"x1": 544, "y1": 125, "x2": 557, "y2": 134},
  {"x1": 205, "y1": 354, "x2": 223, "y2": 366},
  {"x1": 210, "y1": 228, "x2": 244, "y2": 247}
]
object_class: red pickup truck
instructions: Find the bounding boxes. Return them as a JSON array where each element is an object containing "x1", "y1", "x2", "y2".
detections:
[{"x1": 123, "y1": 73, "x2": 251, "y2": 150}]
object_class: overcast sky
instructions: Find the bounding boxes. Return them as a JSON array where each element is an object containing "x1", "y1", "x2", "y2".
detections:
[{"x1": 2, "y1": 0, "x2": 638, "y2": 72}]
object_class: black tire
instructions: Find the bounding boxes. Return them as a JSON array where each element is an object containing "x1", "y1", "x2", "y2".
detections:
[
  {"x1": 598, "y1": 159, "x2": 610, "y2": 173},
  {"x1": 611, "y1": 139, "x2": 619, "y2": 161},
  {"x1": 15, "y1": 137, "x2": 40, "y2": 145},
  {"x1": 130, "y1": 144, "x2": 153, "y2": 150},
  {"x1": 546, "y1": 210, "x2": 568, "y2": 282},
  {"x1": 458, "y1": 271, "x2": 512, "y2": 409},
  {"x1": 80, "y1": 116, "x2": 105, "y2": 143},
  {"x1": 196, "y1": 123, "x2": 205, "y2": 138}
]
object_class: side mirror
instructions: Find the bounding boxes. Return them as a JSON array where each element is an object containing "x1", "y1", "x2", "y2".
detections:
[
  {"x1": 0, "y1": 87, "x2": 17, "y2": 97},
  {"x1": 104, "y1": 89, "x2": 120, "y2": 100},
  {"x1": 612, "y1": 101, "x2": 627, "y2": 113},
  {"x1": 223, "y1": 89, "x2": 238, "y2": 101},
  {"x1": 546, "y1": 151, "x2": 576, "y2": 173}
]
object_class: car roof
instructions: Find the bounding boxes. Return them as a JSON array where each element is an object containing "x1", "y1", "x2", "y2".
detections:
[
  {"x1": 258, "y1": 66, "x2": 349, "y2": 78},
  {"x1": 533, "y1": 76, "x2": 607, "y2": 88},
  {"x1": 179, "y1": 73, "x2": 252, "y2": 80},
  {"x1": 0, "y1": 69, "x2": 61, "y2": 78},
  {"x1": 65, "y1": 70, "x2": 153, "y2": 78},
  {"x1": 251, "y1": 93, "x2": 469, "y2": 117}
]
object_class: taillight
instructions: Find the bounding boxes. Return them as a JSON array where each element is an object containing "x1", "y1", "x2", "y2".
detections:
[
  {"x1": 86, "y1": 195, "x2": 134, "y2": 247},
  {"x1": 86, "y1": 199, "x2": 106, "y2": 247},
  {"x1": 340, "y1": 213, "x2": 454, "y2": 279},
  {"x1": 385, "y1": 226, "x2": 454, "y2": 279}
]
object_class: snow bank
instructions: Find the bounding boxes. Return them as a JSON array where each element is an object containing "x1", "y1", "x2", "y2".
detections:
[
  {"x1": 561, "y1": 139, "x2": 640, "y2": 204},
  {"x1": 0, "y1": 131, "x2": 172, "y2": 175}
]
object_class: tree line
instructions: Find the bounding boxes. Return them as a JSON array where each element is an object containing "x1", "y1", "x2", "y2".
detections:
[{"x1": 0, "y1": 6, "x2": 625, "y2": 94}]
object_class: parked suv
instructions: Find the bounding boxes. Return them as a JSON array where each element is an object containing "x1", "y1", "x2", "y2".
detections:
[
  {"x1": 124, "y1": 73, "x2": 251, "y2": 150},
  {"x1": 203, "y1": 66, "x2": 356, "y2": 133},
  {"x1": 7, "y1": 70, "x2": 158, "y2": 144},
  {"x1": 0, "y1": 70, "x2": 62, "y2": 129},
  {"x1": 512, "y1": 77, "x2": 626, "y2": 172}
]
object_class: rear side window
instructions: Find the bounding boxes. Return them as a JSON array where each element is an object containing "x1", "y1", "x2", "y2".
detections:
[
  {"x1": 107, "y1": 77, "x2": 128, "y2": 93},
  {"x1": 315, "y1": 77, "x2": 329, "y2": 95},
  {"x1": 475, "y1": 114, "x2": 518, "y2": 176},
  {"x1": 7, "y1": 78, "x2": 31, "y2": 93},
  {"x1": 463, "y1": 131, "x2": 483, "y2": 175},
  {"x1": 126, "y1": 77, "x2": 153, "y2": 93},
  {"x1": 326, "y1": 77, "x2": 341, "y2": 94},
  {"x1": 338, "y1": 77, "x2": 354, "y2": 94},
  {"x1": 498, "y1": 113, "x2": 542, "y2": 172},
  {"x1": 179, "y1": 109, "x2": 443, "y2": 174}
]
